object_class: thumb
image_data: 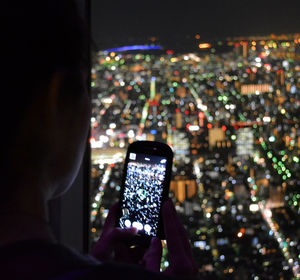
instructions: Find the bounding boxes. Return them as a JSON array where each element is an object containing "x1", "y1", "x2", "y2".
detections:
[
  {"x1": 143, "y1": 237, "x2": 162, "y2": 272},
  {"x1": 91, "y1": 227, "x2": 137, "y2": 260},
  {"x1": 101, "y1": 202, "x2": 120, "y2": 235},
  {"x1": 108, "y1": 227, "x2": 138, "y2": 242}
]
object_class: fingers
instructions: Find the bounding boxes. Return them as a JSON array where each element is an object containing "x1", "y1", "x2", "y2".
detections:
[
  {"x1": 162, "y1": 199, "x2": 198, "y2": 276},
  {"x1": 167, "y1": 202, "x2": 194, "y2": 260},
  {"x1": 90, "y1": 203, "x2": 120, "y2": 260},
  {"x1": 109, "y1": 227, "x2": 138, "y2": 242},
  {"x1": 101, "y1": 202, "x2": 120, "y2": 235},
  {"x1": 114, "y1": 242, "x2": 132, "y2": 263},
  {"x1": 162, "y1": 200, "x2": 186, "y2": 258},
  {"x1": 143, "y1": 237, "x2": 162, "y2": 272},
  {"x1": 91, "y1": 227, "x2": 137, "y2": 261}
]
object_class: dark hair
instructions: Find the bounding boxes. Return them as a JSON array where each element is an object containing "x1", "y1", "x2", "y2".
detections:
[
  {"x1": 1, "y1": 1, "x2": 88, "y2": 187},
  {"x1": 2, "y1": 0, "x2": 88, "y2": 94}
]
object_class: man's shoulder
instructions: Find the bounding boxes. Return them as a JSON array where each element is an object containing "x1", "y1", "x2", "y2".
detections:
[
  {"x1": 59, "y1": 262, "x2": 176, "y2": 280},
  {"x1": 0, "y1": 239, "x2": 173, "y2": 280},
  {"x1": 0, "y1": 239, "x2": 98, "y2": 279}
]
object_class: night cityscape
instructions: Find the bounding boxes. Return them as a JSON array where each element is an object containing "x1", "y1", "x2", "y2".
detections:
[{"x1": 88, "y1": 32, "x2": 300, "y2": 279}]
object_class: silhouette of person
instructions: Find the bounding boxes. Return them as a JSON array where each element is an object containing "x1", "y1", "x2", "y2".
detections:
[{"x1": 0, "y1": 1, "x2": 198, "y2": 279}]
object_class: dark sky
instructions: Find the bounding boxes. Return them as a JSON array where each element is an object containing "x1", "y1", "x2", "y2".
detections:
[{"x1": 91, "y1": 0, "x2": 300, "y2": 49}]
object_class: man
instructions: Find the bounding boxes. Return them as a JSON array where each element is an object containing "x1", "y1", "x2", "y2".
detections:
[{"x1": 0, "y1": 1, "x2": 197, "y2": 279}]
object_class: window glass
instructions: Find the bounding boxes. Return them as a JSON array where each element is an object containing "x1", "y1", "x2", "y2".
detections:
[{"x1": 90, "y1": 2, "x2": 299, "y2": 278}]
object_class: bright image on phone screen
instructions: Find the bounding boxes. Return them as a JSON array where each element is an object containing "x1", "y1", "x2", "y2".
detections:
[{"x1": 120, "y1": 152, "x2": 167, "y2": 236}]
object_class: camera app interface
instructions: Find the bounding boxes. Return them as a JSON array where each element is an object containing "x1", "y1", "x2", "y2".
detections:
[{"x1": 120, "y1": 152, "x2": 167, "y2": 236}]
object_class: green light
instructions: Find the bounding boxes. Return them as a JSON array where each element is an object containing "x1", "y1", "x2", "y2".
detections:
[
  {"x1": 91, "y1": 82, "x2": 95, "y2": 87},
  {"x1": 269, "y1": 136, "x2": 275, "y2": 142},
  {"x1": 238, "y1": 113, "x2": 246, "y2": 122},
  {"x1": 294, "y1": 201, "x2": 297, "y2": 206},
  {"x1": 274, "y1": 164, "x2": 278, "y2": 169},
  {"x1": 280, "y1": 151, "x2": 285, "y2": 155},
  {"x1": 267, "y1": 152, "x2": 272, "y2": 158},
  {"x1": 282, "y1": 166, "x2": 286, "y2": 171},
  {"x1": 287, "y1": 173, "x2": 291, "y2": 178},
  {"x1": 280, "y1": 108, "x2": 286, "y2": 115},
  {"x1": 293, "y1": 156, "x2": 299, "y2": 163},
  {"x1": 231, "y1": 135, "x2": 237, "y2": 141},
  {"x1": 253, "y1": 185, "x2": 257, "y2": 190},
  {"x1": 282, "y1": 175, "x2": 287, "y2": 180},
  {"x1": 223, "y1": 96, "x2": 228, "y2": 102},
  {"x1": 173, "y1": 82, "x2": 178, "y2": 87},
  {"x1": 278, "y1": 170, "x2": 282, "y2": 174},
  {"x1": 272, "y1": 157, "x2": 277, "y2": 163},
  {"x1": 218, "y1": 96, "x2": 223, "y2": 101},
  {"x1": 150, "y1": 77, "x2": 156, "y2": 100}
]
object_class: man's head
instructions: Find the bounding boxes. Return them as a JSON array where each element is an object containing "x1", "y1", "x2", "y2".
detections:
[{"x1": 1, "y1": 1, "x2": 90, "y2": 204}]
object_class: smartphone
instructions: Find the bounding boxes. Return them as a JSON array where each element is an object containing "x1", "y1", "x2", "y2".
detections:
[{"x1": 118, "y1": 141, "x2": 173, "y2": 246}]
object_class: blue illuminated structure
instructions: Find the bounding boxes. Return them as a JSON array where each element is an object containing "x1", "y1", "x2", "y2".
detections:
[{"x1": 104, "y1": 45, "x2": 162, "y2": 53}]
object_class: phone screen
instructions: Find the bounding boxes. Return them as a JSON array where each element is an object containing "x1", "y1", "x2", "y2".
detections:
[{"x1": 119, "y1": 152, "x2": 167, "y2": 236}]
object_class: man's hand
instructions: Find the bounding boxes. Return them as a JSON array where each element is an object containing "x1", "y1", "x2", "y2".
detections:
[
  {"x1": 91, "y1": 200, "x2": 198, "y2": 277},
  {"x1": 90, "y1": 203, "x2": 162, "y2": 272}
]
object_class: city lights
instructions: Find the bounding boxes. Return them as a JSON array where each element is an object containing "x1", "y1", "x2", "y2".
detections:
[
  {"x1": 198, "y1": 43, "x2": 211, "y2": 49},
  {"x1": 249, "y1": 204, "x2": 259, "y2": 212},
  {"x1": 188, "y1": 125, "x2": 200, "y2": 131},
  {"x1": 90, "y1": 35, "x2": 299, "y2": 278}
]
